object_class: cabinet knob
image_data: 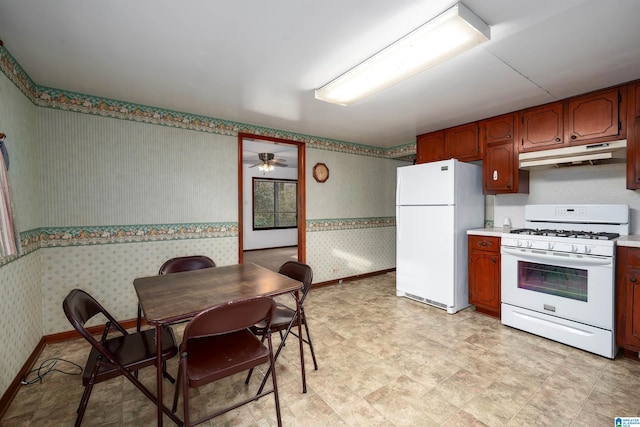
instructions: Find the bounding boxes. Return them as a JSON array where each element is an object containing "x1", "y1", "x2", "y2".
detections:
[
  {"x1": 555, "y1": 137, "x2": 561, "y2": 142},
  {"x1": 506, "y1": 184, "x2": 512, "y2": 189},
  {"x1": 631, "y1": 277, "x2": 637, "y2": 283},
  {"x1": 506, "y1": 135, "x2": 511, "y2": 138},
  {"x1": 491, "y1": 257, "x2": 496, "y2": 263},
  {"x1": 571, "y1": 134, "x2": 577, "y2": 140}
]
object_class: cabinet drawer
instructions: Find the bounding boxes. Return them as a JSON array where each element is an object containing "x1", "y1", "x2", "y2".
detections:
[{"x1": 469, "y1": 235, "x2": 500, "y2": 253}]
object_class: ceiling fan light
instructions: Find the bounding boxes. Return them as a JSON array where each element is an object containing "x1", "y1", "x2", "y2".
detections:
[
  {"x1": 315, "y1": 2, "x2": 490, "y2": 106},
  {"x1": 258, "y1": 163, "x2": 275, "y2": 172}
]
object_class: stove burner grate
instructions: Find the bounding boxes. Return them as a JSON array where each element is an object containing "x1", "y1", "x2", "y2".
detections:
[{"x1": 509, "y1": 228, "x2": 620, "y2": 240}]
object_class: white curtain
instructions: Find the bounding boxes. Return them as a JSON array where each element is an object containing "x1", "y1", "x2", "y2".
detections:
[{"x1": 0, "y1": 140, "x2": 19, "y2": 257}]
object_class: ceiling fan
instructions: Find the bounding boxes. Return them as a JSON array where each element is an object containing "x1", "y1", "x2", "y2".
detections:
[{"x1": 245, "y1": 152, "x2": 288, "y2": 172}]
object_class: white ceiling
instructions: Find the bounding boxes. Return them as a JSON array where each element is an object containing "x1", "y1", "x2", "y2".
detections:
[{"x1": 1, "y1": 0, "x2": 640, "y2": 150}]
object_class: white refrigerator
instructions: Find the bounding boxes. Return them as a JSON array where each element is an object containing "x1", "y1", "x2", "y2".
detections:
[{"x1": 396, "y1": 159, "x2": 484, "y2": 314}]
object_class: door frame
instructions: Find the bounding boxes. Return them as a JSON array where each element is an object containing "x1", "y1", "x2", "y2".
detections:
[{"x1": 237, "y1": 132, "x2": 306, "y2": 263}]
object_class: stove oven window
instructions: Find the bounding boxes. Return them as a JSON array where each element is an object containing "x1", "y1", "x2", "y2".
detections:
[{"x1": 517, "y1": 261, "x2": 588, "y2": 302}]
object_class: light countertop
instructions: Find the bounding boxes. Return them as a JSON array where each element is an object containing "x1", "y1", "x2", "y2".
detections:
[
  {"x1": 467, "y1": 229, "x2": 640, "y2": 246},
  {"x1": 467, "y1": 227, "x2": 506, "y2": 237},
  {"x1": 616, "y1": 235, "x2": 640, "y2": 248}
]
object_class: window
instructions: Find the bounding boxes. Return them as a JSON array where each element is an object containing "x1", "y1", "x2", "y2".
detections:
[
  {"x1": 253, "y1": 178, "x2": 297, "y2": 230},
  {"x1": 0, "y1": 136, "x2": 19, "y2": 257}
]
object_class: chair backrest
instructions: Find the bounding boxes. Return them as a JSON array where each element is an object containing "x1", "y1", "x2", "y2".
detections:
[
  {"x1": 182, "y1": 297, "x2": 276, "y2": 346},
  {"x1": 159, "y1": 255, "x2": 216, "y2": 275},
  {"x1": 278, "y1": 261, "x2": 313, "y2": 302},
  {"x1": 62, "y1": 289, "x2": 127, "y2": 355}
]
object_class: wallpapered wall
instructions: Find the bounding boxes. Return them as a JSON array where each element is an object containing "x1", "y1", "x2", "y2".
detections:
[
  {"x1": 0, "y1": 48, "x2": 405, "y2": 398},
  {"x1": 0, "y1": 66, "x2": 42, "y2": 398}
]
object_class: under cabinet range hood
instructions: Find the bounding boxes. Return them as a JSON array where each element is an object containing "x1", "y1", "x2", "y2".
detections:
[{"x1": 519, "y1": 139, "x2": 627, "y2": 168}]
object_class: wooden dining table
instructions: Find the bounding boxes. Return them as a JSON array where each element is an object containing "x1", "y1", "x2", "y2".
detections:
[{"x1": 134, "y1": 262, "x2": 304, "y2": 426}]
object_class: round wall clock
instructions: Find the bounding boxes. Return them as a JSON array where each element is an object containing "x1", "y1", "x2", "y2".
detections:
[{"x1": 313, "y1": 162, "x2": 329, "y2": 183}]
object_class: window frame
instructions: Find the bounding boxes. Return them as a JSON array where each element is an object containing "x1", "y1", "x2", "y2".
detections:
[{"x1": 252, "y1": 177, "x2": 298, "y2": 231}]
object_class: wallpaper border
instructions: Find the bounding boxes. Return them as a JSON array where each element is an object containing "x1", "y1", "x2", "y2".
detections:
[
  {"x1": 307, "y1": 217, "x2": 395, "y2": 232},
  {"x1": 0, "y1": 217, "x2": 397, "y2": 267},
  {"x1": 0, "y1": 43, "x2": 416, "y2": 160}
]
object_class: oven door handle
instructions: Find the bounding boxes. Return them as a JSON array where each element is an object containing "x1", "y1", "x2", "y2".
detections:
[{"x1": 501, "y1": 247, "x2": 613, "y2": 267}]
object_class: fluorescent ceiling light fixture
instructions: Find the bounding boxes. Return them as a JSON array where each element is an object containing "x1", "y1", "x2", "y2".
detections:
[{"x1": 315, "y1": 3, "x2": 490, "y2": 106}]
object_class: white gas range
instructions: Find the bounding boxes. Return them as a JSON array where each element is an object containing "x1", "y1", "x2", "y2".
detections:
[{"x1": 500, "y1": 204, "x2": 629, "y2": 358}]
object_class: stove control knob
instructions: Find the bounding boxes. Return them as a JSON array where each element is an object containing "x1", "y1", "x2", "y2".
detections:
[
  {"x1": 517, "y1": 240, "x2": 523, "y2": 247},
  {"x1": 584, "y1": 246, "x2": 591, "y2": 254},
  {"x1": 571, "y1": 245, "x2": 579, "y2": 253},
  {"x1": 547, "y1": 242, "x2": 555, "y2": 250},
  {"x1": 526, "y1": 241, "x2": 533, "y2": 248}
]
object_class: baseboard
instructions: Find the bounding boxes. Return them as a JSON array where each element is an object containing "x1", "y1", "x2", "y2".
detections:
[
  {"x1": 243, "y1": 245, "x2": 297, "y2": 252},
  {"x1": 312, "y1": 268, "x2": 395, "y2": 288},
  {"x1": 45, "y1": 318, "x2": 141, "y2": 344},
  {"x1": 0, "y1": 336, "x2": 46, "y2": 420}
]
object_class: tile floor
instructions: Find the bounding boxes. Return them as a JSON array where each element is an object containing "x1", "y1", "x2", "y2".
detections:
[{"x1": 2, "y1": 273, "x2": 640, "y2": 426}]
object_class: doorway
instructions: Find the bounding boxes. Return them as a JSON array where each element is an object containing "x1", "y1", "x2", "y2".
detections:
[{"x1": 238, "y1": 133, "x2": 306, "y2": 268}]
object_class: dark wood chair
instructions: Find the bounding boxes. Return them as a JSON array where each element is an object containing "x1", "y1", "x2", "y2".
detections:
[
  {"x1": 62, "y1": 289, "x2": 180, "y2": 427},
  {"x1": 135, "y1": 255, "x2": 216, "y2": 384},
  {"x1": 246, "y1": 261, "x2": 318, "y2": 394},
  {"x1": 171, "y1": 296, "x2": 282, "y2": 427},
  {"x1": 136, "y1": 255, "x2": 216, "y2": 332}
]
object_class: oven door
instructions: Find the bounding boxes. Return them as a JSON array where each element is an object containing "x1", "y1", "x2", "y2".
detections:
[{"x1": 501, "y1": 246, "x2": 614, "y2": 330}]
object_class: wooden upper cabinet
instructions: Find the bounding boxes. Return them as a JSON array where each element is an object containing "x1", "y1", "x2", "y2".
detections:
[
  {"x1": 627, "y1": 82, "x2": 640, "y2": 189},
  {"x1": 566, "y1": 88, "x2": 625, "y2": 144},
  {"x1": 520, "y1": 102, "x2": 564, "y2": 152},
  {"x1": 445, "y1": 122, "x2": 481, "y2": 162},
  {"x1": 484, "y1": 114, "x2": 515, "y2": 144},
  {"x1": 483, "y1": 141, "x2": 515, "y2": 193},
  {"x1": 416, "y1": 131, "x2": 445, "y2": 164},
  {"x1": 635, "y1": 83, "x2": 640, "y2": 118},
  {"x1": 481, "y1": 113, "x2": 529, "y2": 195}
]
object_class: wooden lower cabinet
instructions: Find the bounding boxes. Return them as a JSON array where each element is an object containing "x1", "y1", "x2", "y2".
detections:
[
  {"x1": 616, "y1": 246, "x2": 640, "y2": 355},
  {"x1": 468, "y1": 235, "x2": 501, "y2": 318}
]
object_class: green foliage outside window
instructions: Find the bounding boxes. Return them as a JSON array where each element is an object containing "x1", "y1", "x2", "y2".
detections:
[{"x1": 253, "y1": 178, "x2": 297, "y2": 229}]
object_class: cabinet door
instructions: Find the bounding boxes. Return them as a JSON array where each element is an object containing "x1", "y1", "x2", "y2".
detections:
[
  {"x1": 635, "y1": 83, "x2": 640, "y2": 118},
  {"x1": 633, "y1": 119, "x2": 640, "y2": 189},
  {"x1": 468, "y1": 236, "x2": 501, "y2": 316},
  {"x1": 484, "y1": 114, "x2": 515, "y2": 144},
  {"x1": 627, "y1": 83, "x2": 640, "y2": 189},
  {"x1": 521, "y1": 102, "x2": 564, "y2": 151},
  {"x1": 416, "y1": 131, "x2": 445, "y2": 163},
  {"x1": 567, "y1": 88, "x2": 622, "y2": 144},
  {"x1": 483, "y1": 140, "x2": 514, "y2": 193},
  {"x1": 445, "y1": 122, "x2": 480, "y2": 161},
  {"x1": 622, "y1": 267, "x2": 640, "y2": 350},
  {"x1": 616, "y1": 247, "x2": 640, "y2": 351}
]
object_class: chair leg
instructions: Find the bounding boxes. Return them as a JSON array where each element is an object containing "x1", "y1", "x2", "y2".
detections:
[
  {"x1": 267, "y1": 331, "x2": 282, "y2": 427},
  {"x1": 171, "y1": 361, "x2": 183, "y2": 413},
  {"x1": 301, "y1": 312, "x2": 318, "y2": 371},
  {"x1": 74, "y1": 381, "x2": 94, "y2": 427},
  {"x1": 244, "y1": 367, "x2": 254, "y2": 385},
  {"x1": 162, "y1": 361, "x2": 176, "y2": 383}
]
